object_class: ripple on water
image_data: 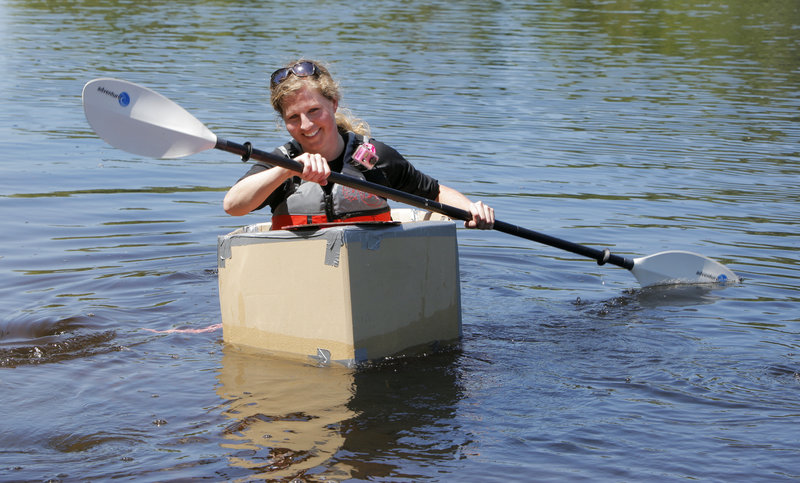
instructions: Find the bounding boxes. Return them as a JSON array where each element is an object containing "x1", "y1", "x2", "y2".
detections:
[{"x1": 0, "y1": 314, "x2": 119, "y2": 367}]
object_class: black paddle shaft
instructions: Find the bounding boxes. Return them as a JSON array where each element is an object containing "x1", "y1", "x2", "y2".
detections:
[{"x1": 216, "y1": 138, "x2": 635, "y2": 270}]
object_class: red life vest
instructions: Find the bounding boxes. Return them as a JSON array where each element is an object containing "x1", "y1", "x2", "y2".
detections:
[{"x1": 270, "y1": 133, "x2": 392, "y2": 231}]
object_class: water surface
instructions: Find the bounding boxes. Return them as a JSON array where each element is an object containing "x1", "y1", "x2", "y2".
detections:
[{"x1": 1, "y1": 0, "x2": 798, "y2": 480}]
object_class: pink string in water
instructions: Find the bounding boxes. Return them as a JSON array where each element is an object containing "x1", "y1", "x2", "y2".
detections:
[{"x1": 143, "y1": 323, "x2": 222, "y2": 334}]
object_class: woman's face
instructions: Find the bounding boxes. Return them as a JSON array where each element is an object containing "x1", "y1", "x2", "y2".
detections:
[{"x1": 281, "y1": 85, "x2": 341, "y2": 159}]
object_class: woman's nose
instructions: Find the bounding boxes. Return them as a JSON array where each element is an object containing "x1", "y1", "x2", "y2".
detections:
[{"x1": 300, "y1": 114, "x2": 313, "y2": 130}]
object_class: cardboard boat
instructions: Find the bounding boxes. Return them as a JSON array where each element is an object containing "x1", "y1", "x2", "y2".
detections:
[{"x1": 217, "y1": 209, "x2": 461, "y2": 366}]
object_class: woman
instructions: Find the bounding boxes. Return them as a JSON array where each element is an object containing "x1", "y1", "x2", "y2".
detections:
[{"x1": 223, "y1": 59, "x2": 494, "y2": 230}]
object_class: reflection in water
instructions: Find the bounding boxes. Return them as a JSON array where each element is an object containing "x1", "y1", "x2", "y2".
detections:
[
  {"x1": 634, "y1": 283, "x2": 733, "y2": 309},
  {"x1": 333, "y1": 351, "x2": 467, "y2": 480},
  {"x1": 216, "y1": 347, "x2": 466, "y2": 480},
  {"x1": 217, "y1": 347, "x2": 357, "y2": 480}
]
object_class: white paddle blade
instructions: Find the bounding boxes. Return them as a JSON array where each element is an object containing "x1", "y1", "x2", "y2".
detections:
[
  {"x1": 631, "y1": 250, "x2": 740, "y2": 287},
  {"x1": 82, "y1": 78, "x2": 217, "y2": 159}
]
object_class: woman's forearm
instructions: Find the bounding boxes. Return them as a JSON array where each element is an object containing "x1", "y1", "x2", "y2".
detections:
[{"x1": 223, "y1": 166, "x2": 293, "y2": 216}]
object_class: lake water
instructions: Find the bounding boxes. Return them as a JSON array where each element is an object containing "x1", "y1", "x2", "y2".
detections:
[{"x1": 1, "y1": 0, "x2": 799, "y2": 480}]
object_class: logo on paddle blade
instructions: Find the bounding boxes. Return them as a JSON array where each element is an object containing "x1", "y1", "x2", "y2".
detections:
[
  {"x1": 697, "y1": 270, "x2": 729, "y2": 283},
  {"x1": 96, "y1": 85, "x2": 131, "y2": 108},
  {"x1": 118, "y1": 92, "x2": 130, "y2": 107}
]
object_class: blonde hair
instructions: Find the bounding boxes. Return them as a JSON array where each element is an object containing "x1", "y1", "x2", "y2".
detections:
[{"x1": 270, "y1": 59, "x2": 370, "y2": 137}]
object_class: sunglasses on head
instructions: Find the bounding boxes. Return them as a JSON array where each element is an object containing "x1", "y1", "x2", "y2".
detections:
[{"x1": 270, "y1": 61, "x2": 318, "y2": 86}]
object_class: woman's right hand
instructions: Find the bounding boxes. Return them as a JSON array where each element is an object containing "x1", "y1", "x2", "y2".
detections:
[
  {"x1": 296, "y1": 152, "x2": 330, "y2": 186},
  {"x1": 224, "y1": 152, "x2": 332, "y2": 216}
]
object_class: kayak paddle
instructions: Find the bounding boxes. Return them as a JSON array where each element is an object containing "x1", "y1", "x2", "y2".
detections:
[{"x1": 81, "y1": 78, "x2": 739, "y2": 288}]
